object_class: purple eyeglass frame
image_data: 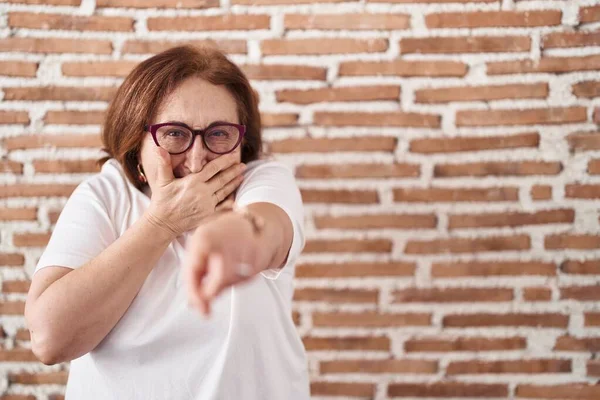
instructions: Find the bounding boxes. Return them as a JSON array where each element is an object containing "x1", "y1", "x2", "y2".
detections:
[{"x1": 144, "y1": 121, "x2": 246, "y2": 155}]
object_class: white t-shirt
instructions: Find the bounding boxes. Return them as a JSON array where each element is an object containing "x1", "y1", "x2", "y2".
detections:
[{"x1": 34, "y1": 158, "x2": 310, "y2": 400}]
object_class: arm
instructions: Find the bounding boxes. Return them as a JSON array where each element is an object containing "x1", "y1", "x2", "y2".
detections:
[
  {"x1": 25, "y1": 216, "x2": 176, "y2": 365},
  {"x1": 245, "y1": 202, "x2": 293, "y2": 271}
]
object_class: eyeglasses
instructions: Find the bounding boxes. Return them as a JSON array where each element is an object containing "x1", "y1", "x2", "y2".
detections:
[{"x1": 144, "y1": 122, "x2": 246, "y2": 155}]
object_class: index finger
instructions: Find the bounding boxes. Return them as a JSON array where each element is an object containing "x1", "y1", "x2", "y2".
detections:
[{"x1": 198, "y1": 152, "x2": 240, "y2": 182}]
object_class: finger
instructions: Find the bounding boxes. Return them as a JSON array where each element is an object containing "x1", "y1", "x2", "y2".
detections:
[
  {"x1": 211, "y1": 173, "x2": 244, "y2": 208},
  {"x1": 198, "y1": 152, "x2": 241, "y2": 182},
  {"x1": 201, "y1": 253, "x2": 226, "y2": 301},
  {"x1": 185, "y1": 243, "x2": 209, "y2": 308},
  {"x1": 153, "y1": 146, "x2": 175, "y2": 186},
  {"x1": 215, "y1": 196, "x2": 235, "y2": 212},
  {"x1": 207, "y1": 162, "x2": 246, "y2": 194}
]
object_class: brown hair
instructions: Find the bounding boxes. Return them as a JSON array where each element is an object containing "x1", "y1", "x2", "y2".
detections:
[{"x1": 100, "y1": 45, "x2": 263, "y2": 189}]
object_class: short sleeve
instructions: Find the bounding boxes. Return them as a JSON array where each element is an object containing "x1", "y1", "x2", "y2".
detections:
[
  {"x1": 33, "y1": 179, "x2": 118, "y2": 277},
  {"x1": 234, "y1": 160, "x2": 305, "y2": 280}
]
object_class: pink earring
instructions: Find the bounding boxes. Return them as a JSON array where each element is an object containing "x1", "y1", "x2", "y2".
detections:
[{"x1": 137, "y1": 163, "x2": 147, "y2": 183}]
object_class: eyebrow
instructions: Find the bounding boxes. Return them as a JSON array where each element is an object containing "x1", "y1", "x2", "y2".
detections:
[{"x1": 164, "y1": 120, "x2": 233, "y2": 130}]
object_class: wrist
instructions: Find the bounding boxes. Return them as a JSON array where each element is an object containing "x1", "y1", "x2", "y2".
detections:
[{"x1": 142, "y1": 210, "x2": 178, "y2": 242}]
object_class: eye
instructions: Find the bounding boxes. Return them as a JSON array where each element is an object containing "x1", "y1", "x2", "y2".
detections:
[
  {"x1": 166, "y1": 129, "x2": 186, "y2": 137},
  {"x1": 208, "y1": 130, "x2": 227, "y2": 137}
]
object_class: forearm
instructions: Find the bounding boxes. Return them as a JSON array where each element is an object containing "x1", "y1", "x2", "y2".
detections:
[
  {"x1": 245, "y1": 202, "x2": 293, "y2": 271},
  {"x1": 27, "y1": 215, "x2": 175, "y2": 364}
]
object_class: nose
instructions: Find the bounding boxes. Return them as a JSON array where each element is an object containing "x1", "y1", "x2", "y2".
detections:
[{"x1": 184, "y1": 134, "x2": 208, "y2": 173}]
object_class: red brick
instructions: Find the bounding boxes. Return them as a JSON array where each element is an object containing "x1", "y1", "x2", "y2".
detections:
[
  {"x1": 147, "y1": 15, "x2": 269, "y2": 31},
  {"x1": 401, "y1": 36, "x2": 530, "y2": 54},
  {"x1": 276, "y1": 85, "x2": 400, "y2": 104},
  {"x1": 314, "y1": 111, "x2": 440, "y2": 128},
  {"x1": 296, "y1": 261, "x2": 415, "y2": 278},
  {"x1": 447, "y1": 359, "x2": 570, "y2": 374},
  {"x1": 586, "y1": 313, "x2": 600, "y2": 327},
  {"x1": 588, "y1": 159, "x2": 600, "y2": 174},
  {"x1": 304, "y1": 239, "x2": 392, "y2": 253},
  {"x1": 448, "y1": 209, "x2": 574, "y2": 229},
  {"x1": 531, "y1": 185, "x2": 552, "y2": 200},
  {"x1": 415, "y1": 83, "x2": 548, "y2": 103},
  {"x1": 303, "y1": 336, "x2": 390, "y2": 351},
  {"x1": 44, "y1": 110, "x2": 104, "y2": 125},
  {"x1": 443, "y1": 313, "x2": 568, "y2": 328},
  {"x1": 487, "y1": 55, "x2": 600, "y2": 75},
  {"x1": 0, "y1": 111, "x2": 29, "y2": 125},
  {"x1": 97, "y1": 0, "x2": 218, "y2": 7},
  {"x1": 3, "y1": 134, "x2": 102, "y2": 150},
  {"x1": 296, "y1": 163, "x2": 419, "y2": 179},
  {"x1": 388, "y1": 382, "x2": 508, "y2": 398},
  {"x1": 561, "y1": 260, "x2": 600, "y2": 275},
  {"x1": 394, "y1": 287, "x2": 513, "y2": 303},
  {"x1": 285, "y1": 13, "x2": 410, "y2": 30},
  {"x1": 260, "y1": 113, "x2": 298, "y2": 127},
  {"x1": 554, "y1": 335, "x2": 600, "y2": 351},
  {"x1": 394, "y1": 187, "x2": 519, "y2": 203},
  {"x1": 405, "y1": 235, "x2": 530, "y2": 254},
  {"x1": 33, "y1": 160, "x2": 100, "y2": 174},
  {"x1": 405, "y1": 336, "x2": 526, "y2": 352},
  {"x1": 5, "y1": 0, "x2": 79, "y2": 4},
  {"x1": 269, "y1": 137, "x2": 396, "y2": 153},
  {"x1": 9, "y1": 371, "x2": 68, "y2": 384},
  {"x1": 435, "y1": 161, "x2": 561, "y2": 177},
  {"x1": 566, "y1": 184, "x2": 600, "y2": 199},
  {"x1": 13, "y1": 233, "x2": 51, "y2": 247},
  {"x1": 2, "y1": 280, "x2": 31, "y2": 293},
  {"x1": 0, "y1": 184, "x2": 76, "y2": 198},
  {"x1": 321, "y1": 359, "x2": 437, "y2": 374},
  {"x1": 312, "y1": 312, "x2": 431, "y2": 328},
  {"x1": 233, "y1": 0, "x2": 348, "y2": 4},
  {"x1": 546, "y1": 234, "x2": 600, "y2": 250},
  {"x1": 432, "y1": 261, "x2": 556, "y2": 278},
  {"x1": 293, "y1": 288, "x2": 378, "y2": 304},
  {"x1": 456, "y1": 107, "x2": 587, "y2": 127},
  {"x1": 242, "y1": 64, "x2": 326, "y2": 81},
  {"x1": 311, "y1": 382, "x2": 374, "y2": 397},
  {"x1": 15, "y1": 329, "x2": 30, "y2": 341},
  {"x1": 369, "y1": 0, "x2": 495, "y2": 2},
  {"x1": 580, "y1": 5, "x2": 600, "y2": 24},
  {"x1": 0, "y1": 61, "x2": 37, "y2": 77},
  {"x1": 523, "y1": 286, "x2": 552, "y2": 301},
  {"x1": 301, "y1": 189, "x2": 379, "y2": 204},
  {"x1": 314, "y1": 213, "x2": 435, "y2": 230},
  {"x1": 0, "y1": 38, "x2": 112, "y2": 54},
  {"x1": 0, "y1": 348, "x2": 39, "y2": 362},
  {"x1": 0, "y1": 302, "x2": 25, "y2": 315},
  {"x1": 561, "y1": 285, "x2": 600, "y2": 301},
  {"x1": 516, "y1": 384, "x2": 600, "y2": 399},
  {"x1": 0, "y1": 160, "x2": 23, "y2": 174},
  {"x1": 0, "y1": 395, "x2": 35, "y2": 400},
  {"x1": 8, "y1": 12, "x2": 133, "y2": 31},
  {"x1": 544, "y1": 31, "x2": 600, "y2": 48},
  {"x1": 62, "y1": 61, "x2": 137, "y2": 77},
  {"x1": 291, "y1": 311, "x2": 300, "y2": 326},
  {"x1": 0, "y1": 205, "x2": 27, "y2": 225},
  {"x1": 574, "y1": 81, "x2": 600, "y2": 98},
  {"x1": 426, "y1": 10, "x2": 561, "y2": 28},
  {"x1": 587, "y1": 360, "x2": 600, "y2": 377},
  {"x1": 0, "y1": 253, "x2": 24, "y2": 266},
  {"x1": 339, "y1": 59, "x2": 467, "y2": 77},
  {"x1": 122, "y1": 40, "x2": 246, "y2": 55},
  {"x1": 4, "y1": 86, "x2": 116, "y2": 102},
  {"x1": 262, "y1": 38, "x2": 388, "y2": 55},
  {"x1": 48, "y1": 210, "x2": 62, "y2": 224},
  {"x1": 410, "y1": 132, "x2": 539, "y2": 153}
]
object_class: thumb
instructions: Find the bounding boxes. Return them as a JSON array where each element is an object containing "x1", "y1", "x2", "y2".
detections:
[{"x1": 154, "y1": 146, "x2": 174, "y2": 185}]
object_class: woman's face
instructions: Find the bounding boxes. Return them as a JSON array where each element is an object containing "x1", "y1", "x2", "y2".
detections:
[{"x1": 138, "y1": 76, "x2": 242, "y2": 191}]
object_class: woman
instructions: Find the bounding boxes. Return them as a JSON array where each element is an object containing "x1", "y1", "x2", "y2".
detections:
[{"x1": 24, "y1": 45, "x2": 310, "y2": 399}]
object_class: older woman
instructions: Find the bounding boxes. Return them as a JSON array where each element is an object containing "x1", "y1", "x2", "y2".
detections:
[{"x1": 24, "y1": 46, "x2": 310, "y2": 399}]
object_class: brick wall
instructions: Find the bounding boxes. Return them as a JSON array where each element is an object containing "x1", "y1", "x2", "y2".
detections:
[{"x1": 1, "y1": 0, "x2": 600, "y2": 399}]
